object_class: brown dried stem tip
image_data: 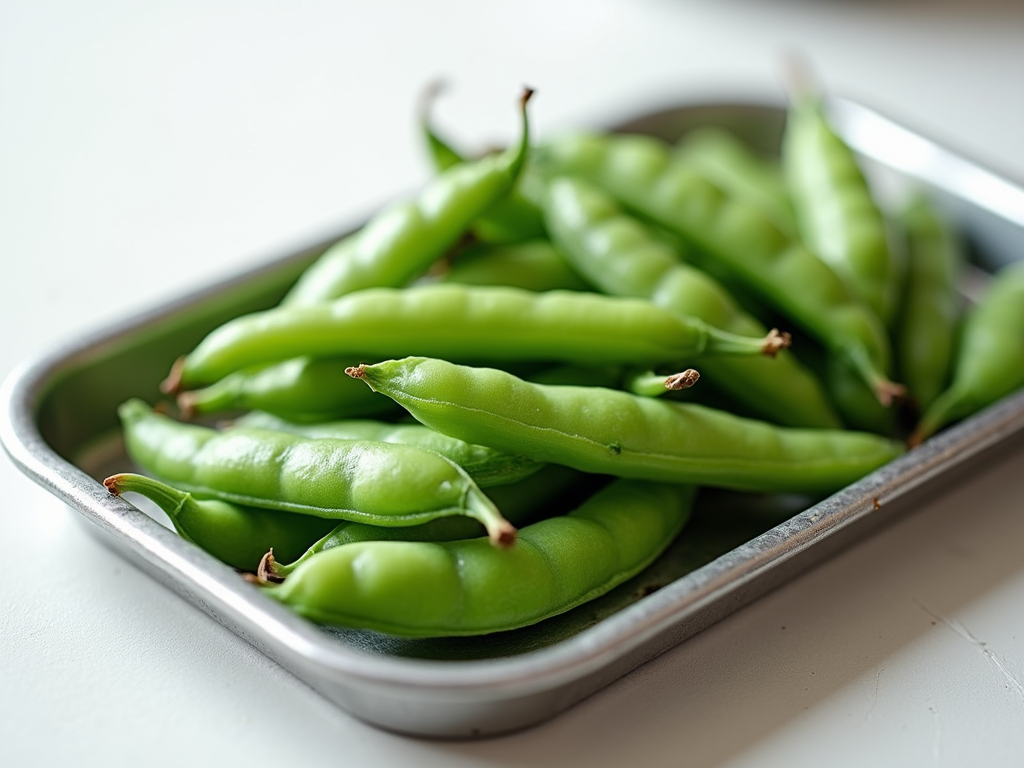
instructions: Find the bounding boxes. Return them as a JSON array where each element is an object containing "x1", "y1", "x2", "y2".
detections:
[
  {"x1": 664, "y1": 369, "x2": 701, "y2": 391},
  {"x1": 761, "y1": 328, "x2": 792, "y2": 358},
  {"x1": 160, "y1": 356, "x2": 187, "y2": 396},
  {"x1": 491, "y1": 520, "x2": 517, "y2": 549},
  {"x1": 875, "y1": 379, "x2": 907, "y2": 409},
  {"x1": 256, "y1": 549, "x2": 286, "y2": 585}
]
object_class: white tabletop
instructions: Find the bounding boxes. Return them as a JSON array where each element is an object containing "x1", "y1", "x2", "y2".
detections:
[{"x1": 3, "y1": 2, "x2": 1024, "y2": 765}]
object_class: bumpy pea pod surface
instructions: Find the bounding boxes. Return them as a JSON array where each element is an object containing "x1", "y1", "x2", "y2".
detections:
[
  {"x1": 282, "y1": 90, "x2": 533, "y2": 306},
  {"x1": 783, "y1": 93, "x2": 902, "y2": 326},
  {"x1": 232, "y1": 411, "x2": 544, "y2": 487},
  {"x1": 911, "y1": 260, "x2": 1024, "y2": 445},
  {"x1": 349, "y1": 357, "x2": 905, "y2": 495},
  {"x1": 539, "y1": 174, "x2": 840, "y2": 429},
  {"x1": 261, "y1": 479, "x2": 696, "y2": 637},
  {"x1": 170, "y1": 283, "x2": 788, "y2": 389},
  {"x1": 534, "y1": 132, "x2": 903, "y2": 406},
  {"x1": 896, "y1": 194, "x2": 964, "y2": 412},
  {"x1": 118, "y1": 399, "x2": 515, "y2": 546},
  {"x1": 176, "y1": 356, "x2": 397, "y2": 422},
  {"x1": 104, "y1": 472, "x2": 336, "y2": 570}
]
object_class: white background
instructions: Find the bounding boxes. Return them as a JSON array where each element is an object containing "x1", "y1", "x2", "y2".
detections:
[{"x1": 3, "y1": 1, "x2": 1024, "y2": 765}]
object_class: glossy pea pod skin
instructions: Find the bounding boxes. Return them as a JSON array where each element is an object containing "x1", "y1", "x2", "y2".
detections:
[
  {"x1": 104, "y1": 473, "x2": 337, "y2": 570},
  {"x1": 118, "y1": 399, "x2": 516, "y2": 546},
  {"x1": 539, "y1": 174, "x2": 841, "y2": 429},
  {"x1": 171, "y1": 283, "x2": 787, "y2": 390},
  {"x1": 350, "y1": 357, "x2": 905, "y2": 495},
  {"x1": 896, "y1": 195, "x2": 965, "y2": 412},
  {"x1": 231, "y1": 411, "x2": 544, "y2": 487},
  {"x1": 437, "y1": 239, "x2": 589, "y2": 292},
  {"x1": 911, "y1": 260, "x2": 1024, "y2": 445},
  {"x1": 262, "y1": 479, "x2": 696, "y2": 637},
  {"x1": 282, "y1": 90, "x2": 533, "y2": 306},
  {"x1": 177, "y1": 356, "x2": 398, "y2": 422},
  {"x1": 534, "y1": 132, "x2": 902, "y2": 406},
  {"x1": 783, "y1": 94, "x2": 902, "y2": 327}
]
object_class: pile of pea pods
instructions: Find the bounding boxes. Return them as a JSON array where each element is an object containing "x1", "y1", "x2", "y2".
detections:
[{"x1": 104, "y1": 86, "x2": 1024, "y2": 638}]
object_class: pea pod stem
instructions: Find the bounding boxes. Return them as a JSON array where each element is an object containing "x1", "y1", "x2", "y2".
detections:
[{"x1": 625, "y1": 368, "x2": 700, "y2": 397}]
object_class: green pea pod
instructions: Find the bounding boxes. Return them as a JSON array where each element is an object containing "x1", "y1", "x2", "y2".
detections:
[
  {"x1": 896, "y1": 194, "x2": 964, "y2": 411},
  {"x1": 118, "y1": 399, "x2": 516, "y2": 547},
  {"x1": 911, "y1": 261, "x2": 1024, "y2": 445},
  {"x1": 231, "y1": 411, "x2": 544, "y2": 487},
  {"x1": 420, "y1": 86, "x2": 546, "y2": 244},
  {"x1": 261, "y1": 479, "x2": 696, "y2": 637},
  {"x1": 534, "y1": 132, "x2": 903, "y2": 406},
  {"x1": 674, "y1": 127, "x2": 797, "y2": 236},
  {"x1": 282, "y1": 89, "x2": 533, "y2": 306},
  {"x1": 104, "y1": 472, "x2": 337, "y2": 570},
  {"x1": 177, "y1": 356, "x2": 398, "y2": 422},
  {"x1": 349, "y1": 357, "x2": 905, "y2": 495},
  {"x1": 539, "y1": 174, "x2": 841, "y2": 429},
  {"x1": 783, "y1": 92, "x2": 902, "y2": 326},
  {"x1": 169, "y1": 284, "x2": 790, "y2": 390},
  {"x1": 438, "y1": 239, "x2": 588, "y2": 292}
]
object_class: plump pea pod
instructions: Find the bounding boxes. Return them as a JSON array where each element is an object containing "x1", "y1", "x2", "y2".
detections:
[
  {"x1": 348, "y1": 357, "x2": 905, "y2": 495},
  {"x1": 231, "y1": 411, "x2": 544, "y2": 487},
  {"x1": 534, "y1": 132, "x2": 903, "y2": 406},
  {"x1": 539, "y1": 174, "x2": 841, "y2": 428},
  {"x1": 420, "y1": 85, "x2": 546, "y2": 244},
  {"x1": 262, "y1": 463, "x2": 585, "y2": 580},
  {"x1": 282, "y1": 90, "x2": 533, "y2": 306},
  {"x1": 896, "y1": 194, "x2": 964, "y2": 411},
  {"x1": 674, "y1": 127, "x2": 797, "y2": 235},
  {"x1": 910, "y1": 261, "x2": 1024, "y2": 445},
  {"x1": 783, "y1": 92, "x2": 902, "y2": 326},
  {"x1": 168, "y1": 283, "x2": 790, "y2": 390},
  {"x1": 103, "y1": 473, "x2": 337, "y2": 570},
  {"x1": 437, "y1": 239, "x2": 589, "y2": 292},
  {"x1": 118, "y1": 399, "x2": 516, "y2": 546},
  {"x1": 259, "y1": 479, "x2": 696, "y2": 637},
  {"x1": 176, "y1": 356, "x2": 397, "y2": 422}
]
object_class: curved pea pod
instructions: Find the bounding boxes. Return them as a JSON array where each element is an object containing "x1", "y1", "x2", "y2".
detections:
[
  {"x1": 911, "y1": 261, "x2": 1024, "y2": 445},
  {"x1": 438, "y1": 239, "x2": 588, "y2": 292},
  {"x1": 117, "y1": 399, "x2": 515, "y2": 547},
  {"x1": 103, "y1": 473, "x2": 337, "y2": 570},
  {"x1": 176, "y1": 356, "x2": 398, "y2": 422},
  {"x1": 282, "y1": 89, "x2": 533, "y2": 306},
  {"x1": 674, "y1": 127, "x2": 797, "y2": 236},
  {"x1": 231, "y1": 411, "x2": 544, "y2": 487},
  {"x1": 167, "y1": 283, "x2": 790, "y2": 391},
  {"x1": 783, "y1": 92, "x2": 902, "y2": 326},
  {"x1": 534, "y1": 132, "x2": 903, "y2": 406},
  {"x1": 895, "y1": 194, "x2": 965, "y2": 411},
  {"x1": 259, "y1": 479, "x2": 696, "y2": 637},
  {"x1": 538, "y1": 174, "x2": 841, "y2": 429},
  {"x1": 349, "y1": 357, "x2": 905, "y2": 495}
]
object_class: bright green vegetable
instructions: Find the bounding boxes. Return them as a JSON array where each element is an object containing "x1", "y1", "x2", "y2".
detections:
[
  {"x1": 260, "y1": 479, "x2": 696, "y2": 637},
  {"x1": 348, "y1": 357, "x2": 905, "y2": 494}
]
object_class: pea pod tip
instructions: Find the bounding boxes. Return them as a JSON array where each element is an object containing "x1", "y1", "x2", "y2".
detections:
[
  {"x1": 665, "y1": 369, "x2": 700, "y2": 391},
  {"x1": 761, "y1": 328, "x2": 792, "y2": 358},
  {"x1": 160, "y1": 356, "x2": 186, "y2": 396}
]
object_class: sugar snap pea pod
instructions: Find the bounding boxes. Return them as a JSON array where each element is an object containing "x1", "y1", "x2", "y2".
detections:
[
  {"x1": 176, "y1": 356, "x2": 398, "y2": 422},
  {"x1": 282, "y1": 89, "x2": 532, "y2": 306},
  {"x1": 103, "y1": 473, "x2": 337, "y2": 570},
  {"x1": 261, "y1": 463, "x2": 585, "y2": 581},
  {"x1": 674, "y1": 127, "x2": 797, "y2": 235},
  {"x1": 420, "y1": 85, "x2": 546, "y2": 244},
  {"x1": 230, "y1": 411, "x2": 544, "y2": 487},
  {"x1": 910, "y1": 261, "x2": 1024, "y2": 446},
  {"x1": 348, "y1": 357, "x2": 905, "y2": 494},
  {"x1": 118, "y1": 399, "x2": 516, "y2": 546},
  {"x1": 437, "y1": 239, "x2": 589, "y2": 292},
  {"x1": 169, "y1": 283, "x2": 790, "y2": 390},
  {"x1": 896, "y1": 194, "x2": 964, "y2": 411},
  {"x1": 783, "y1": 89, "x2": 901, "y2": 326},
  {"x1": 534, "y1": 132, "x2": 903, "y2": 406},
  {"x1": 539, "y1": 174, "x2": 840, "y2": 428},
  {"x1": 259, "y1": 479, "x2": 696, "y2": 637}
]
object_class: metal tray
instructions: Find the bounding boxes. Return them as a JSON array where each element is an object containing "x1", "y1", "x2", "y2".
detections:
[{"x1": 3, "y1": 98, "x2": 1024, "y2": 739}]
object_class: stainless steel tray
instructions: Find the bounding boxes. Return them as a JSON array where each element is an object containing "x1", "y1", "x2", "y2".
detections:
[{"x1": 4, "y1": 97, "x2": 1024, "y2": 739}]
